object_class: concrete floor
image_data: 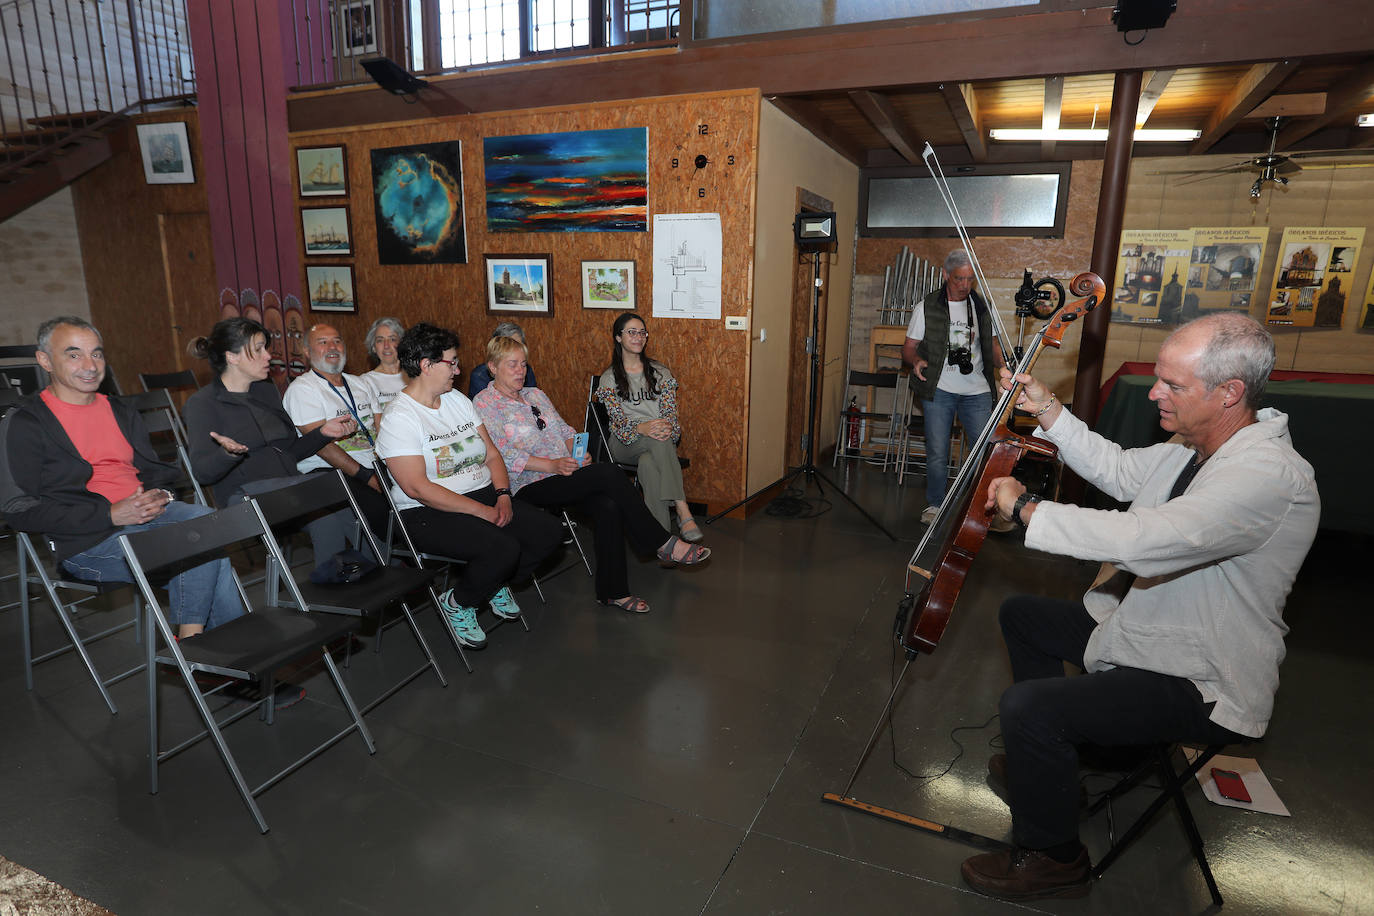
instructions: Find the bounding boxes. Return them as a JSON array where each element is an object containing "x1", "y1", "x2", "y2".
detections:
[{"x1": 0, "y1": 462, "x2": 1369, "y2": 915}]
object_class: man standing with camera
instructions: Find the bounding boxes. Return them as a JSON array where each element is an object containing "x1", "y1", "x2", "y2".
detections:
[{"x1": 903, "y1": 249, "x2": 1006, "y2": 524}]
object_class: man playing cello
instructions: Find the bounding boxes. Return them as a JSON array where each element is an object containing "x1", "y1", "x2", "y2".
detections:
[{"x1": 962, "y1": 312, "x2": 1319, "y2": 899}]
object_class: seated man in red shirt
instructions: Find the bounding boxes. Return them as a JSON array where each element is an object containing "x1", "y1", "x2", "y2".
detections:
[{"x1": 0, "y1": 316, "x2": 243, "y2": 639}]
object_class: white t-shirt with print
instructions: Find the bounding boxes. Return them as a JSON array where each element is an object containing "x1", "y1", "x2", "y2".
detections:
[
  {"x1": 375, "y1": 390, "x2": 491, "y2": 511},
  {"x1": 283, "y1": 371, "x2": 382, "y2": 473},
  {"x1": 905, "y1": 298, "x2": 990, "y2": 396},
  {"x1": 362, "y1": 369, "x2": 405, "y2": 408}
]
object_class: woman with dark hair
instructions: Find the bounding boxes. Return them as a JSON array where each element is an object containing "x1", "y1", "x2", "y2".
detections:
[
  {"x1": 374, "y1": 323, "x2": 563, "y2": 649},
  {"x1": 184, "y1": 317, "x2": 358, "y2": 558},
  {"x1": 595, "y1": 313, "x2": 699, "y2": 541},
  {"x1": 362, "y1": 316, "x2": 405, "y2": 407},
  {"x1": 475, "y1": 335, "x2": 708, "y2": 615}
]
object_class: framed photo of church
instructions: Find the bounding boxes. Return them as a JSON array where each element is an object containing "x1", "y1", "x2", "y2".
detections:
[{"x1": 484, "y1": 254, "x2": 552, "y2": 316}]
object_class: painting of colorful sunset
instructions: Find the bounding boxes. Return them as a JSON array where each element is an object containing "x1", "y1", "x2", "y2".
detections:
[{"x1": 484, "y1": 127, "x2": 648, "y2": 232}]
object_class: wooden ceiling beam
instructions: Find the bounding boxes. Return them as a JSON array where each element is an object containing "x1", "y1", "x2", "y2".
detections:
[
  {"x1": 940, "y1": 82, "x2": 986, "y2": 163},
  {"x1": 1190, "y1": 60, "x2": 1299, "y2": 154},
  {"x1": 848, "y1": 89, "x2": 926, "y2": 164},
  {"x1": 765, "y1": 97, "x2": 866, "y2": 166},
  {"x1": 1276, "y1": 61, "x2": 1374, "y2": 149},
  {"x1": 1135, "y1": 68, "x2": 1176, "y2": 126},
  {"x1": 290, "y1": 1, "x2": 1372, "y2": 133},
  {"x1": 1041, "y1": 76, "x2": 1063, "y2": 159}
]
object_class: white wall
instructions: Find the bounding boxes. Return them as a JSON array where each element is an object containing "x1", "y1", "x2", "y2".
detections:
[
  {"x1": 747, "y1": 100, "x2": 859, "y2": 493},
  {"x1": 0, "y1": 186, "x2": 91, "y2": 344}
]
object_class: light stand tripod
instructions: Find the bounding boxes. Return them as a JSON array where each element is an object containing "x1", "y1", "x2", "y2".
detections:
[{"x1": 707, "y1": 242, "x2": 895, "y2": 540}]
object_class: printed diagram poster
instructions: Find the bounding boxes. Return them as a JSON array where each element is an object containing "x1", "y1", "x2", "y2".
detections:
[
  {"x1": 1110, "y1": 230, "x2": 1193, "y2": 324},
  {"x1": 1266, "y1": 227, "x2": 1365, "y2": 328},
  {"x1": 1185, "y1": 227, "x2": 1268, "y2": 319},
  {"x1": 1360, "y1": 267, "x2": 1374, "y2": 333},
  {"x1": 652, "y1": 213, "x2": 722, "y2": 320}
]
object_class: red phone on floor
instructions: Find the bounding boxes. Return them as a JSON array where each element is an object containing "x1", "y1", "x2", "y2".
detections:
[{"x1": 1211, "y1": 767, "x2": 1252, "y2": 803}]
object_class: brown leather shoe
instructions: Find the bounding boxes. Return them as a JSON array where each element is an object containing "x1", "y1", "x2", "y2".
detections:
[{"x1": 961, "y1": 846, "x2": 1091, "y2": 900}]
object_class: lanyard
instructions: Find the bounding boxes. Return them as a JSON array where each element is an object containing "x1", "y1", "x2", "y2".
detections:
[{"x1": 314, "y1": 371, "x2": 375, "y2": 446}]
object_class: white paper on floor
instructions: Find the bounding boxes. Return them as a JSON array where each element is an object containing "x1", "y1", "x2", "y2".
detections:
[{"x1": 1184, "y1": 749, "x2": 1290, "y2": 816}]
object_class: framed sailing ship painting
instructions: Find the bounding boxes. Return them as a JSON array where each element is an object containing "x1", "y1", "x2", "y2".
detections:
[
  {"x1": 301, "y1": 206, "x2": 352, "y2": 257},
  {"x1": 306, "y1": 265, "x2": 357, "y2": 313},
  {"x1": 297, "y1": 146, "x2": 348, "y2": 197}
]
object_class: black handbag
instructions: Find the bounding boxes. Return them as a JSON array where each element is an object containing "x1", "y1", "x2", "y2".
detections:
[{"x1": 309, "y1": 548, "x2": 381, "y2": 585}]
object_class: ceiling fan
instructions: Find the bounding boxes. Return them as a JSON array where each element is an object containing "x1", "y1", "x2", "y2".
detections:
[{"x1": 1153, "y1": 116, "x2": 1374, "y2": 197}]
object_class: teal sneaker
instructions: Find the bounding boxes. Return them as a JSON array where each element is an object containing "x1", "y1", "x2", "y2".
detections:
[
  {"x1": 437, "y1": 589, "x2": 487, "y2": 649},
  {"x1": 488, "y1": 585, "x2": 522, "y2": 620}
]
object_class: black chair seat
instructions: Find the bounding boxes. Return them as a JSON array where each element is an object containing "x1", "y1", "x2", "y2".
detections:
[
  {"x1": 292, "y1": 565, "x2": 441, "y2": 616},
  {"x1": 170, "y1": 605, "x2": 360, "y2": 680}
]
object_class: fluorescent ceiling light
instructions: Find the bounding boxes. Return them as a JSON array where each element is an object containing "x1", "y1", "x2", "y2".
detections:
[
  {"x1": 1358, "y1": 113, "x2": 1374, "y2": 127},
  {"x1": 989, "y1": 128, "x2": 1201, "y2": 142}
]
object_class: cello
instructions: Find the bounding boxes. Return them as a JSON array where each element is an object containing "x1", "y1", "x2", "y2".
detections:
[{"x1": 898, "y1": 270, "x2": 1106, "y2": 655}]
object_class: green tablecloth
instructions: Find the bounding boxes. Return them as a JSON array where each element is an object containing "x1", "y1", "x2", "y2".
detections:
[{"x1": 1095, "y1": 376, "x2": 1374, "y2": 534}]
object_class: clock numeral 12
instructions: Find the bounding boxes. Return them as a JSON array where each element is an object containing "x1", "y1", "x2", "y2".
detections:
[{"x1": 698, "y1": 123, "x2": 709, "y2": 135}]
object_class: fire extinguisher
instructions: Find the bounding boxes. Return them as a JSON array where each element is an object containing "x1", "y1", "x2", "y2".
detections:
[{"x1": 845, "y1": 397, "x2": 861, "y2": 449}]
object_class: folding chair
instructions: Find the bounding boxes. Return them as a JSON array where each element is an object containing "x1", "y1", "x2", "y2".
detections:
[
  {"x1": 249, "y1": 471, "x2": 448, "y2": 713},
  {"x1": 1087, "y1": 743, "x2": 1232, "y2": 907},
  {"x1": 120, "y1": 499, "x2": 375, "y2": 834},
  {"x1": 14, "y1": 530, "x2": 147, "y2": 715},
  {"x1": 371, "y1": 460, "x2": 528, "y2": 670},
  {"x1": 832, "y1": 369, "x2": 902, "y2": 471},
  {"x1": 120, "y1": 390, "x2": 206, "y2": 505},
  {"x1": 0, "y1": 391, "x2": 21, "y2": 615},
  {"x1": 0, "y1": 344, "x2": 46, "y2": 395},
  {"x1": 139, "y1": 368, "x2": 199, "y2": 393}
]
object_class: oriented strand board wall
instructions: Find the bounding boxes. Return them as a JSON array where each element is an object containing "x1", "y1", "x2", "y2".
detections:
[
  {"x1": 70, "y1": 111, "x2": 212, "y2": 394},
  {"x1": 750, "y1": 101, "x2": 859, "y2": 494},
  {"x1": 290, "y1": 89, "x2": 759, "y2": 510}
]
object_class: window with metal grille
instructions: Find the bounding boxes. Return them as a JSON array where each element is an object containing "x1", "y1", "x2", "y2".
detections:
[
  {"x1": 432, "y1": 0, "x2": 674, "y2": 69},
  {"x1": 438, "y1": 0, "x2": 523, "y2": 68}
]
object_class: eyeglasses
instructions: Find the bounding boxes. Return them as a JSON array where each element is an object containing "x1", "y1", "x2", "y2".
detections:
[
  {"x1": 622, "y1": 329, "x2": 648, "y2": 339},
  {"x1": 431, "y1": 358, "x2": 459, "y2": 371},
  {"x1": 530, "y1": 404, "x2": 547, "y2": 431}
]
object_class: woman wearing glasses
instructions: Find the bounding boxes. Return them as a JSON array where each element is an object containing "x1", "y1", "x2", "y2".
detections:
[
  {"x1": 473, "y1": 334, "x2": 709, "y2": 615},
  {"x1": 595, "y1": 312, "x2": 700, "y2": 541},
  {"x1": 374, "y1": 323, "x2": 563, "y2": 650}
]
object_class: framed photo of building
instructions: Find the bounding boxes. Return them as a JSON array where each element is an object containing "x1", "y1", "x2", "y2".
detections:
[
  {"x1": 301, "y1": 206, "x2": 351, "y2": 257},
  {"x1": 136, "y1": 121, "x2": 195, "y2": 184},
  {"x1": 297, "y1": 146, "x2": 347, "y2": 197},
  {"x1": 484, "y1": 255, "x2": 551, "y2": 316},
  {"x1": 336, "y1": 0, "x2": 378, "y2": 57},
  {"x1": 306, "y1": 265, "x2": 357, "y2": 313},
  {"x1": 581, "y1": 260, "x2": 635, "y2": 309}
]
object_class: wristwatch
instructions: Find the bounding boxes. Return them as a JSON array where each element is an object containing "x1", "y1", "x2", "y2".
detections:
[
  {"x1": 1013, "y1": 493, "x2": 1042, "y2": 528},
  {"x1": 494, "y1": 487, "x2": 512, "y2": 499}
]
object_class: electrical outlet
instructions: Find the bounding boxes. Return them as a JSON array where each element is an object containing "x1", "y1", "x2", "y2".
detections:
[{"x1": 724, "y1": 316, "x2": 748, "y2": 330}]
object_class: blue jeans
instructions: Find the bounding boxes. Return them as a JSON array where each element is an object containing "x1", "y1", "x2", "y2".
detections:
[
  {"x1": 921, "y1": 389, "x2": 993, "y2": 507},
  {"x1": 60, "y1": 501, "x2": 244, "y2": 629}
]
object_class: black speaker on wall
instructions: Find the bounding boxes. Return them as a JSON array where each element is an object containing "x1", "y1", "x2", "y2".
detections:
[
  {"x1": 1112, "y1": 0, "x2": 1176, "y2": 31},
  {"x1": 361, "y1": 57, "x2": 429, "y2": 95}
]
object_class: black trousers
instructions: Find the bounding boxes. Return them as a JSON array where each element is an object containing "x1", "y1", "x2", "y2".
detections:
[
  {"x1": 515, "y1": 463, "x2": 669, "y2": 601},
  {"x1": 997, "y1": 594, "x2": 1245, "y2": 850},
  {"x1": 399, "y1": 485, "x2": 563, "y2": 607}
]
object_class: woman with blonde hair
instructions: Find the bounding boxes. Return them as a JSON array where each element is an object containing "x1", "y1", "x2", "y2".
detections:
[{"x1": 474, "y1": 334, "x2": 708, "y2": 614}]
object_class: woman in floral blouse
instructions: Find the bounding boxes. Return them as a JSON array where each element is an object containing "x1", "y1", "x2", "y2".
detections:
[
  {"x1": 473, "y1": 335, "x2": 709, "y2": 614},
  {"x1": 594, "y1": 312, "x2": 700, "y2": 541}
]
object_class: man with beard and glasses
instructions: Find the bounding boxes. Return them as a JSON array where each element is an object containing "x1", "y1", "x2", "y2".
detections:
[{"x1": 282, "y1": 322, "x2": 390, "y2": 535}]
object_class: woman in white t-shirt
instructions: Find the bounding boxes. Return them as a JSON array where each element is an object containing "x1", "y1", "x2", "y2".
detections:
[
  {"x1": 375, "y1": 323, "x2": 563, "y2": 650},
  {"x1": 362, "y1": 317, "x2": 406, "y2": 407},
  {"x1": 594, "y1": 313, "x2": 699, "y2": 541}
]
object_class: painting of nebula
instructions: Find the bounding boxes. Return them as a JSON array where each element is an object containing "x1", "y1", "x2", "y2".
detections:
[
  {"x1": 484, "y1": 127, "x2": 647, "y2": 232},
  {"x1": 370, "y1": 141, "x2": 467, "y2": 264}
]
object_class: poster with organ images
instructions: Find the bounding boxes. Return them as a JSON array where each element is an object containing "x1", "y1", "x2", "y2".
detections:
[
  {"x1": 1184, "y1": 227, "x2": 1268, "y2": 321},
  {"x1": 1110, "y1": 229, "x2": 1194, "y2": 324},
  {"x1": 1265, "y1": 227, "x2": 1365, "y2": 328}
]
